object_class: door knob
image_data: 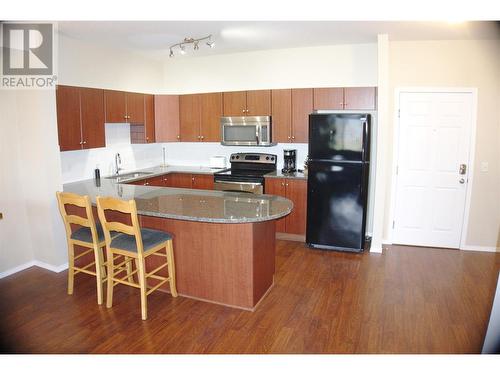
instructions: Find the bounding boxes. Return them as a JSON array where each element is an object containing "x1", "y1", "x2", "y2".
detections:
[
  {"x1": 459, "y1": 178, "x2": 465, "y2": 184},
  {"x1": 459, "y1": 164, "x2": 467, "y2": 175}
]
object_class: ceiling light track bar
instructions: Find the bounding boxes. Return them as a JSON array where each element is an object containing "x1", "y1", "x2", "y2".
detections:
[{"x1": 169, "y1": 34, "x2": 215, "y2": 57}]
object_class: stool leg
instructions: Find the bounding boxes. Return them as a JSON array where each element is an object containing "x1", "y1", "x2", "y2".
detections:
[
  {"x1": 94, "y1": 245, "x2": 104, "y2": 305},
  {"x1": 166, "y1": 241, "x2": 178, "y2": 297},
  {"x1": 106, "y1": 249, "x2": 114, "y2": 308},
  {"x1": 67, "y1": 242, "x2": 75, "y2": 295},
  {"x1": 137, "y1": 257, "x2": 147, "y2": 320},
  {"x1": 126, "y1": 256, "x2": 134, "y2": 283},
  {"x1": 99, "y1": 246, "x2": 107, "y2": 279}
]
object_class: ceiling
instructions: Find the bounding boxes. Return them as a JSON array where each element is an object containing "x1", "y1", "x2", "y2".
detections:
[{"x1": 57, "y1": 21, "x2": 500, "y2": 60}]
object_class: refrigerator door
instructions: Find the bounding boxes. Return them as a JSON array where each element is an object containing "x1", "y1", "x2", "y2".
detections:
[
  {"x1": 309, "y1": 114, "x2": 370, "y2": 162},
  {"x1": 306, "y1": 160, "x2": 369, "y2": 251}
]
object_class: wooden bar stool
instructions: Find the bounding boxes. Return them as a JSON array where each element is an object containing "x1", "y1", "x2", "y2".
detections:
[
  {"x1": 56, "y1": 191, "x2": 111, "y2": 305},
  {"x1": 96, "y1": 196, "x2": 178, "y2": 320}
]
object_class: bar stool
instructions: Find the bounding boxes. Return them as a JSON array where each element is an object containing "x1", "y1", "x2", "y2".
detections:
[
  {"x1": 96, "y1": 196, "x2": 178, "y2": 320},
  {"x1": 56, "y1": 191, "x2": 113, "y2": 305}
]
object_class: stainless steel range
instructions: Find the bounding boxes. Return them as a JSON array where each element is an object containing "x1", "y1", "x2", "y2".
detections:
[{"x1": 214, "y1": 153, "x2": 277, "y2": 194}]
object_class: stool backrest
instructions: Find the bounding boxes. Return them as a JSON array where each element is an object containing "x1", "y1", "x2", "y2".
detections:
[
  {"x1": 56, "y1": 191, "x2": 99, "y2": 244},
  {"x1": 96, "y1": 196, "x2": 144, "y2": 255}
]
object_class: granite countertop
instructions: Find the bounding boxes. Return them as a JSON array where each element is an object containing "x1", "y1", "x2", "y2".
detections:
[
  {"x1": 63, "y1": 171, "x2": 293, "y2": 224},
  {"x1": 264, "y1": 170, "x2": 308, "y2": 180}
]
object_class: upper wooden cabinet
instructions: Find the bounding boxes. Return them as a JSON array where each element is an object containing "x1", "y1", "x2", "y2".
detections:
[
  {"x1": 179, "y1": 94, "x2": 200, "y2": 142},
  {"x1": 104, "y1": 90, "x2": 127, "y2": 123},
  {"x1": 56, "y1": 85, "x2": 105, "y2": 151},
  {"x1": 144, "y1": 94, "x2": 155, "y2": 143},
  {"x1": 291, "y1": 88, "x2": 313, "y2": 143},
  {"x1": 104, "y1": 90, "x2": 151, "y2": 124},
  {"x1": 179, "y1": 93, "x2": 222, "y2": 142},
  {"x1": 223, "y1": 90, "x2": 271, "y2": 116},
  {"x1": 271, "y1": 89, "x2": 292, "y2": 143},
  {"x1": 313, "y1": 87, "x2": 376, "y2": 110},
  {"x1": 155, "y1": 95, "x2": 180, "y2": 142},
  {"x1": 200, "y1": 92, "x2": 223, "y2": 142}
]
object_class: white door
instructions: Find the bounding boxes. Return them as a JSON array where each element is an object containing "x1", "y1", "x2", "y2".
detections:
[{"x1": 392, "y1": 92, "x2": 473, "y2": 248}]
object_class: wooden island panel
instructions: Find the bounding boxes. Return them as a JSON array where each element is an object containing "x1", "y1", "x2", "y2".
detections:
[{"x1": 139, "y1": 215, "x2": 276, "y2": 310}]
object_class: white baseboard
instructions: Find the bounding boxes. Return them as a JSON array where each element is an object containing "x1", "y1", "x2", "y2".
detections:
[
  {"x1": 0, "y1": 261, "x2": 36, "y2": 279},
  {"x1": 0, "y1": 260, "x2": 68, "y2": 279},
  {"x1": 460, "y1": 245, "x2": 499, "y2": 253},
  {"x1": 34, "y1": 260, "x2": 68, "y2": 273}
]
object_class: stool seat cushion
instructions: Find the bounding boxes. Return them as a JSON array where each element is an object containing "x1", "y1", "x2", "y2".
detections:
[
  {"x1": 110, "y1": 228, "x2": 172, "y2": 253},
  {"x1": 71, "y1": 223, "x2": 105, "y2": 243}
]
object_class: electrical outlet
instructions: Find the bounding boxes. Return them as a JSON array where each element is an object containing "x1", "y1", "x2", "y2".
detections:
[{"x1": 480, "y1": 161, "x2": 489, "y2": 172}]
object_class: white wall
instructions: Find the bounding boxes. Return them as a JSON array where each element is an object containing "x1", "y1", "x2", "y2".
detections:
[
  {"x1": 1, "y1": 33, "x2": 166, "y2": 276},
  {"x1": 161, "y1": 44, "x2": 378, "y2": 93},
  {"x1": 386, "y1": 40, "x2": 500, "y2": 250}
]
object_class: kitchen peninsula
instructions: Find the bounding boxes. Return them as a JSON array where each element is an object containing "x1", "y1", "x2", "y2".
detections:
[{"x1": 63, "y1": 166, "x2": 293, "y2": 310}]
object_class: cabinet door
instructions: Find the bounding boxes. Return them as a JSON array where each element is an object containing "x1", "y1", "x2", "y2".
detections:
[
  {"x1": 344, "y1": 87, "x2": 376, "y2": 110},
  {"x1": 291, "y1": 88, "x2": 313, "y2": 143},
  {"x1": 191, "y1": 174, "x2": 214, "y2": 190},
  {"x1": 271, "y1": 89, "x2": 291, "y2": 143},
  {"x1": 264, "y1": 178, "x2": 287, "y2": 233},
  {"x1": 179, "y1": 94, "x2": 201, "y2": 142},
  {"x1": 246, "y1": 90, "x2": 271, "y2": 116},
  {"x1": 313, "y1": 87, "x2": 344, "y2": 110},
  {"x1": 80, "y1": 87, "x2": 105, "y2": 149},
  {"x1": 104, "y1": 90, "x2": 127, "y2": 123},
  {"x1": 285, "y1": 179, "x2": 307, "y2": 235},
  {"x1": 154, "y1": 95, "x2": 180, "y2": 142},
  {"x1": 223, "y1": 91, "x2": 247, "y2": 116},
  {"x1": 144, "y1": 94, "x2": 155, "y2": 143},
  {"x1": 200, "y1": 92, "x2": 222, "y2": 142},
  {"x1": 147, "y1": 175, "x2": 164, "y2": 187},
  {"x1": 166, "y1": 173, "x2": 193, "y2": 188},
  {"x1": 56, "y1": 85, "x2": 82, "y2": 151},
  {"x1": 126, "y1": 92, "x2": 145, "y2": 124}
]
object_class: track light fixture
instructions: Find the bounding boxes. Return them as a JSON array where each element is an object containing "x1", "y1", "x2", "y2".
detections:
[{"x1": 169, "y1": 35, "x2": 215, "y2": 57}]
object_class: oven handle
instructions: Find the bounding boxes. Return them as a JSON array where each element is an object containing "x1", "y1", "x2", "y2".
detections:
[{"x1": 215, "y1": 180, "x2": 261, "y2": 186}]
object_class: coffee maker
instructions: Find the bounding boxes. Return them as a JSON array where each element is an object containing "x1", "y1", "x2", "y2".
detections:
[{"x1": 282, "y1": 149, "x2": 297, "y2": 173}]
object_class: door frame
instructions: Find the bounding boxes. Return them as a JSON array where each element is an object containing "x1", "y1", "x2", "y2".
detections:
[{"x1": 388, "y1": 87, "x2": 478, "y2": 249}]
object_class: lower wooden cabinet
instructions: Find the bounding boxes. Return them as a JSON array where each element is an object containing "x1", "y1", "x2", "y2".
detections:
[
  {"x1": 128, "y1": 173, "x2": 214, "y2": 190},
  {"x1": 265, "y1": 177, "x2": 307, "y2": 236}
]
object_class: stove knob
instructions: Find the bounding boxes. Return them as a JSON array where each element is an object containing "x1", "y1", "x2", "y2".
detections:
[
  {"x1": 266, "y1": 156, "x2": 270, "y2": 160},
  {"x1": 271, "y1": 157, "x2": 275, "y2": 161},
  {"x1": 231, "y1": 156, "x2": 235, "y2": 159},
  {"x1": 236, "y1": 155, "x2": 240, "y2": 159}
]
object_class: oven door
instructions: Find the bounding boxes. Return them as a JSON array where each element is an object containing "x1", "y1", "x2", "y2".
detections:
[{"x1": 214, "y1": 180, "x2": 263, "y2": 194}]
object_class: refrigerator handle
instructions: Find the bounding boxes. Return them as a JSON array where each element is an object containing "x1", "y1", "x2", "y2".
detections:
[{"x1": 361, "y1": 118, "x2": 368, "y2": 162}]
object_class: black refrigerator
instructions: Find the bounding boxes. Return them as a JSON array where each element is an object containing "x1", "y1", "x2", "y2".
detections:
[{"x1": 306, "y1": 113, "x2": 371, "y2": 252}]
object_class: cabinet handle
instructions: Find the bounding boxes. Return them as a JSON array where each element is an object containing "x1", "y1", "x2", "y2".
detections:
[
  {"x1": 281, "y1": 182, "x2": 285, "y2": 186},
  {"x1": 200, "y1": 135, "x2": 204, "y2": 140},
  {"x1": 177, "y1": 135, "x2": 180, "y2": 140},
  {"x1": 83, "y1": 141, "x2": 87, "y2": 144},
  {"x1": 287, "y1": 136, "x2": 291, "y2": 140},
  {"x1": 286, "y1": 183, "x2": 289, "y2": 186},
  {"x1": 144, "y1": 182, "x2": 149, "y2": 186},
  {"x1": 79, "y1": 141, "x2": 83, "y2": 145},
  {"x1": 192, "y1": 177, "x2": 195, "y2": 182},
  {"x1": 291, "y1": 136, "x2": 295, "y2": 140},
  {"x1": 242, "y1": 109, "x2": 245, "y2": 113}
]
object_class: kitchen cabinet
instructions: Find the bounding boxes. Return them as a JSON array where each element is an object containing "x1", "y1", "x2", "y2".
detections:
[
  {"x1": 144, "y1": 94, "x2": 155, "y2": 143},
  {"x1": 179, "y1": 93, "x2": 222, "y2": 142},
  {"x1": 155, "y1": 95, "x2": 180, "y2": 142},
  {"x1": 313, "y1": 87, "x2": 376, "y2": 110},
  {"x1": 56, "y1": 85, "x2": 105, "y2": 151},
  {"x1": 271, "y1": 89, "x2": 292, "y2": 143},
  {"x1": 200, "y1": 92, "x2": 223, "y2": 142},
  {"x1": 179, "y1": 94, "x2": 201, "y2": 142},
  {"x1": 130, "y1": 94, "x2": 155, "y2": 143},
  {"x1": 127, "y1": 173, "x2": 214, "y2": 190},
  {"x1": 104, "y1": 90, "x2": 151, "y2": 124},
  {"x1": 223, "y1": 90, "x2": 271, "y2": 116},
  {"x1": 291, "y1": 88, "x2": 313, "y2": 143},
  {"x1": 265, "y1": 178, "x2": 307, "y2": 236}
]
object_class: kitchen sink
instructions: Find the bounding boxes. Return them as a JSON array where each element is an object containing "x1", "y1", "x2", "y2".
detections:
[{"x1": 105, "y1": 171, "x2": 153, "y2": 180}]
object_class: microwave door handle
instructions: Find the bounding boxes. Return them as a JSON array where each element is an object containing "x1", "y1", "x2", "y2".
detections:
[{"x1": 255, "y1": 127, "x2": 260, "y2": 144}]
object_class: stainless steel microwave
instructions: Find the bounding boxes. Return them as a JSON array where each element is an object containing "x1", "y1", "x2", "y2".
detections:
[{"x1": 220, "y1": 116, "x2": 274, "y2": 146}]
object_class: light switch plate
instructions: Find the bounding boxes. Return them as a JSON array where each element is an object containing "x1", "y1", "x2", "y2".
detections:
[{"x1": 480, "y1": 161, "x2": 489, "y2": 172}]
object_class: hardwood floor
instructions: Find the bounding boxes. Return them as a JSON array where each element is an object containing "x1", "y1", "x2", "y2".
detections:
[{"x1": 1, "y1": 241, "x2": 499, "y2": 353}]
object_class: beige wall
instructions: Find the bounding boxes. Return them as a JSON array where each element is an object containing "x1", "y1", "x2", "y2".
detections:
[
  {"x1": 386, "y1": 40, "x2": 500, "y2": 249},
  {"x1": 161, "y1": 44, "x2": 378, "y2": 93}
]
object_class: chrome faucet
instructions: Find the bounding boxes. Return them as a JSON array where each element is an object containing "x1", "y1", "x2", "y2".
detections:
[{"x1": 114, "y1": 153, "x2": 122, "y2": 175}]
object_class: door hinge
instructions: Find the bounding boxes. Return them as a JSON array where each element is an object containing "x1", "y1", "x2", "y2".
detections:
[
  {"x1": 392, "y1": 220, "x2": 395, "y2": 229},
  {"x1": 398, "y1": 109, "x2": 400, "y2": 118},
  {"x1": 396, "y1": 166, "x2": 399, "y2": 175}
]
